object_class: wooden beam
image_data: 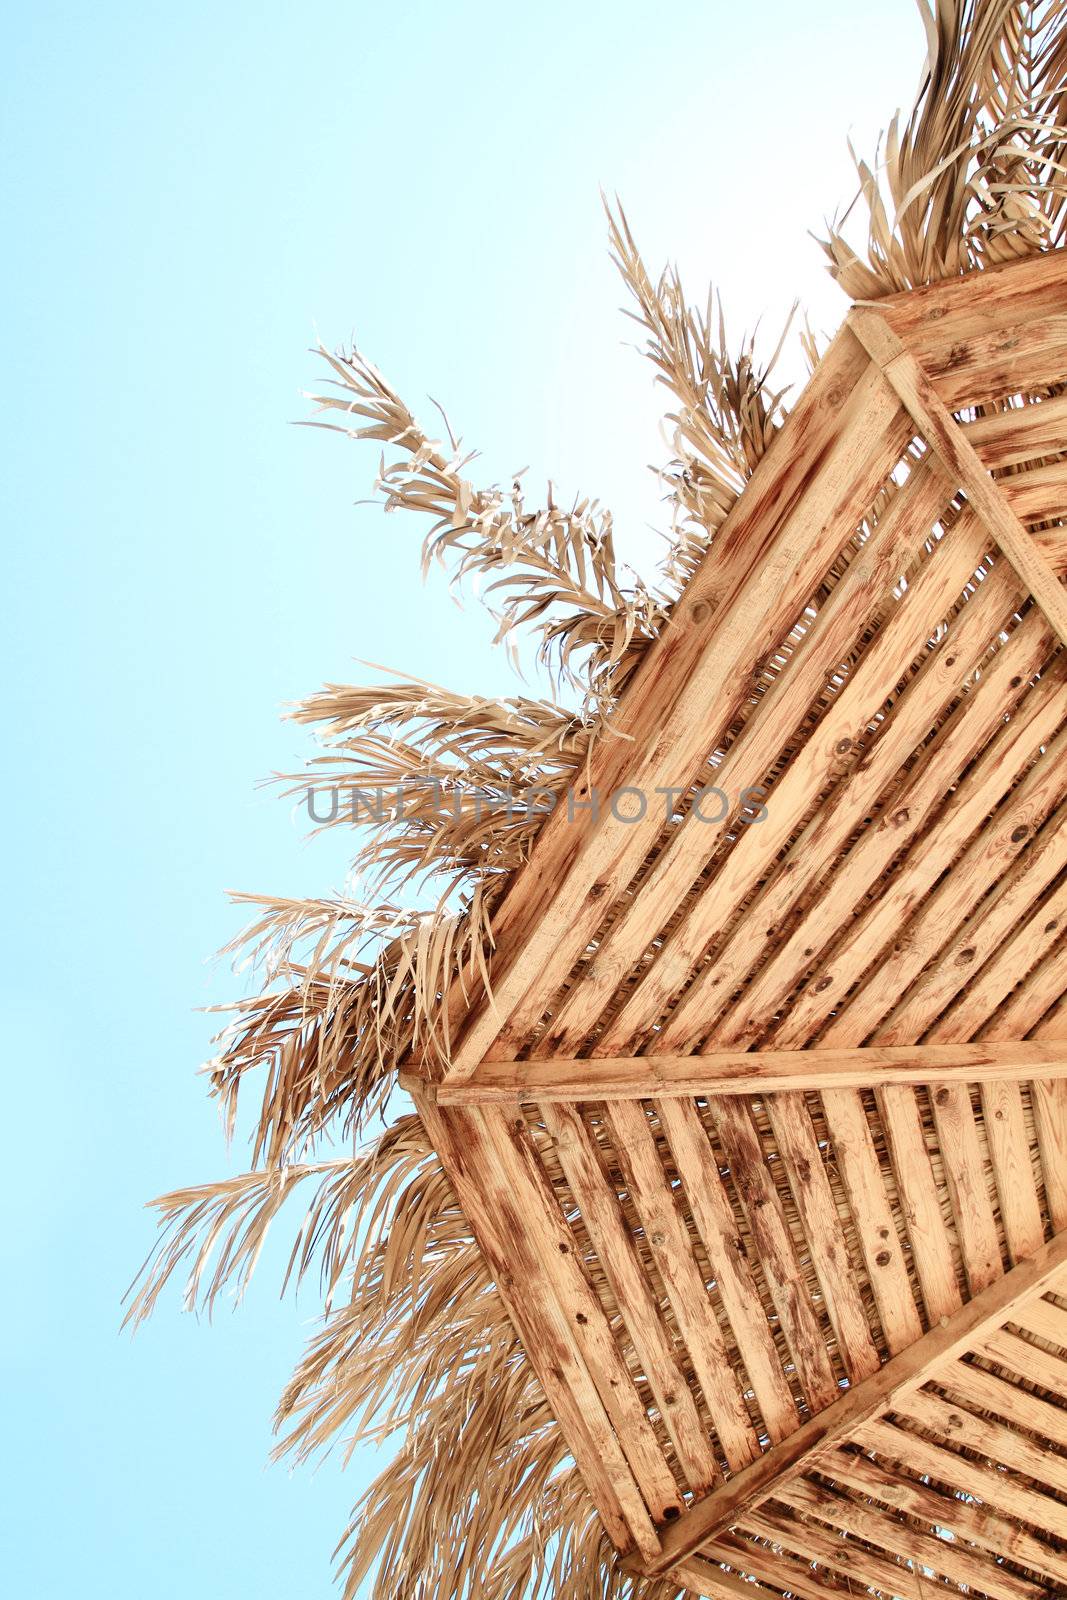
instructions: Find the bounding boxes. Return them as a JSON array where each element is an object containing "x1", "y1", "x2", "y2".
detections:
[
  {"x1": 848, "y1": 305, "x2": 1067, "y2": 648},
  {"x1": 622, "y1": 1227, "x2": 1067, "y2": 1578},
  {"x1": 412, "y1": 1040, "x2": 1067, "y2": 1105}
]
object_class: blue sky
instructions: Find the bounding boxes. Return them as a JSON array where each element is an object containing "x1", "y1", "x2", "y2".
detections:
[{"x1": 4, "y1": 3, "x2": 917, "y2": 1594}]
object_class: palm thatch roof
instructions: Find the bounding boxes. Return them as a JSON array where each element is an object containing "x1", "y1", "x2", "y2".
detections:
[{"x1": 131, "y1": 5, "x2": 1067, "y2": 1598}]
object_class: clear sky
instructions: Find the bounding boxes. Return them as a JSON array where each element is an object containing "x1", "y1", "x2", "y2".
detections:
[{"x1": 4, "y1": 3, "x2": 918, "y2": 1594}]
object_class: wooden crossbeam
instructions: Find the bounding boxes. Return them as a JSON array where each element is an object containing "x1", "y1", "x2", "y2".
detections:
[
  {"x1": 849, "y1": 305, "x2": 1067, "y2": 649},
  {"x1": 623, "y1": 1228, "x2": 1067, "y2": 1579},
  {"x1": 412, "y1": 1040, "x2": 1067, "y2": 1104}
]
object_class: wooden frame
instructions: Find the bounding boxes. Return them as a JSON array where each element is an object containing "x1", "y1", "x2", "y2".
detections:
[{"x1": 406, "y1": 249, "x2": 1067, "y2": 1599}]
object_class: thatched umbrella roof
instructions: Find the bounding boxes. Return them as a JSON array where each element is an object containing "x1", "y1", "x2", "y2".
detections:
[{"x1": 131, "y1": 5, "x2": 1067, "y2": 1597}]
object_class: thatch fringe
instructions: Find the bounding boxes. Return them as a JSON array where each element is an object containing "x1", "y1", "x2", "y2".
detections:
[
  {"x1": 825, "y1": 0, "x2": 1067, "y2": 296},
  {"x1": 130, "y1": 5, "x2": 1067, "y2": 1597}
]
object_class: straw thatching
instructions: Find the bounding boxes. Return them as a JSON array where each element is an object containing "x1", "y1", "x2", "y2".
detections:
[{"x1": 131, "y1": 5, "x2": 1067, "y2": 1599}]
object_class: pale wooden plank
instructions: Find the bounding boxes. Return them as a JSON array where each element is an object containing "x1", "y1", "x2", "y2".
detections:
[
  {"x1": 875, "y1": 1084, "x2": 963, "y2": 1326},
  {"x1": 965, "y1": 392, "x2": 1067, "y2": 468},
  {"x1": 897, "y1": 1383, "x2": 1067, "y2": 1498},
  {"x1": 670, "y1": 1557, "x2": 774, "y2": 1600},
  {"x1": 472, "y1": 1103, "x2": 688, "y2": 1521},
  {"x1": 435, "y1": 1041, "x2": 1067, "y2": 1104},
  {"x1": 762, "y1": 1092, "x2": 881, "y2": 1382},
  {"x1": 709, "y1": 1533, "x2": 838, "y2": 1600},
  {"x1": 925, "y1": 1083, "x2": 1003, "y2": 1296},
  {"x1": 981, "y1": 1326, "x2": 1067, "y2": 1402},
  {"x1": 438, "y1": 334, "x2": 905, "y2": 1081},
  {"x1": 653, "y1": 1097, "x2": 800, "y2": 1445},
  {"x1": 1024, "y1": 988, "x2": 1067, "y2": 1232},
  {"x1": 1033, "y1": 1079, "x2": 1067, "y2": 1231},
  {"x1": 704, "y1": 1097, "x2": 839, "y2": 1415},
  {"x1": 411, "y1": 1089, "x2": 660, "y2": 1556},
  {"x1": 723, "y1": 617, "x2": 1062, "y2": 1056},
  {"x1": 932, "y1": 874, "x2": 1067, "y2": 1044},
  {"x1": 808, "y1": 716, "x2": 1067, "y2": 1050},
  {"x1": 989, "y1": 947, "x2": 1067, "y2": 1044},
  {"x1": 818, "y1": 1087, "x2": 924, "y2": 1355},
  {"x1": 857, "y1": 1415, "x2": 1067, "y2": 1543},
  {"x1": 875, "y1": 806, "x2": 1067, "y2": 1045},
  {"x1": 604, "y1": 1099, "x2": 761, "y2": 1471},
  {"x1": 914, "y1": 313, "x2": 1067, "y2": 410},
  {"x1": 850, "y1": 306, "x2": 1067, "y2": 646},
  {"x1": 937, "y1": 1356, "x2": 1067, "y2": 1452},
  {"x1": 877, "y1": 244, "x2": 1067, "y2": 351},
  {"x1": 1000, "y1": 458, "x2": 1067, "y2": 522},
  {"x1": 780, "y1": 1472, "x2": 1044, "y2": 1600},
  {"x1": 823, "y1": 1441, "x2": 1067, "y2": 1588},
  {"x1": 978, "y1": 1080, "x2": 1046, "y2": 1266},
  {"x1": 1011, "y1": 1293, "x2": 1067, "y2": 1351},
  {"x1": 627, "y1": 1203, "x2": 1067, "y2": 1576},
  {"x1": 541, "y1": 1100, "x2": 721, "y2": 1494}
]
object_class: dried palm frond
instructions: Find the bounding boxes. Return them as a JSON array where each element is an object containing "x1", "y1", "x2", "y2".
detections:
[
  {"x1": 606, "y1": 201, "x2": 795, "y2": 593},
  {"x1": 278, "y1": 673, "x2": 590, "y2": 896},
  {"x1": 304, "y1": 348, "x2": 668, "y2": 710},
  {"x1": 825, "y1": 0, "x2": 1067, "y2": 296},
  {"x1": 205, "y1": 884, "x2": 497, "y2": 1163}
]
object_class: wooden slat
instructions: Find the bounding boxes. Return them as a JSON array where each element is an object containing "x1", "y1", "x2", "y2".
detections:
[
  {"x1": 541, "y1": 1101, "x2": 721, "y2": 1494},
  {"x1": 987, "y1": 936, "x2": 1067, "y2": 1041},
  {"x1": 703, "y1": 1097, "x2": 840, "y2": 1415},
  {"x1": 965, "y1": 391, "x2": 1067, "y2": 468},
  {"x1": 817, "y1": 1087, "x2": 924, "y2": 1355},
  {"x1": 896, "y1": 1384, "x2": 1067, "y2": 1498},
  {"x1": 669, "y1": 1556, "x2": 774, "y2": 1600},
  {"x1": 875, "y1": 1083, "x2": 964, "y2": 1326},
  {"x1": 876, "y1": 235, "x2": 1067, "y2": 348},
  {"x1": 821, "y1": 1446, "x2": 1067, "y2": 1589},
  {"x1": 926, "y1": 1082, "x2": 1003, "y2": 1296},
  {"x1": 432, "y1": 1042, "x2": 1067, "y2": 1105},
  {"x1": 857, "y1": 1415, "x2": 1067, "y2": 1544},
  {"x1": 762, "y1": 1092, "x2": 881, "y2": 1382},
  {"x1": 1011, "y1": 1293, "x2": 1067, "y2": 1350},
  {"x1": 741, "y1": 1500, "x2": 946, "y2": 1599},
  {"x1": 721, "y1": 617, "x2": 1061, "y2": 1052},
  {"x1": 709, "y1": 1532, "x2": 838, "y2": 1600},
  {"x1": 932, "y1": 873, "x2": 1067, "y2": 1043},
  {"x1": 411, "y1": 1089, "x2": 661, "y2": 1557},
  {"x1": 1000, "y1": 458, "x2": 1067, "y2": 522},
  {"x1": 1033, "y1": 1077, "x2": 1067, "y2": 1231},
  {"x1": 780, "y1": 1473, "x2": 1043, "y2": 1600},
  {"x1": 605, "y1": 1099, "x2": 761, "y2": 1471},
  {"x1": 978, "y1": 1079, "x2": 1046, "y2": 1266},
  {"x1": 876, "y1": 251, "x2": 1067, "y2": 407},
  {"x1": 436, "y1": 333, "x2": 906, "y2": 1082},
  {"x1": 626, "y1": 1216, "x2": 1067, "y2": 1577},
  {"x1": 914, "y1": 313, "x2": 1067, "y2": 410},
  {"x1": 472, "y1": 1102, "x2": 686, "y2": 1525},
  {"x1": 849, "y1": 305, "x2": 1067, "y2": 646},
  {"x1": 980, "y1": 1326, "x2": 1067, "y2": 1402},
  {"x1": 936, "y1": 1356, "x2": 1067, "y2": 1452},
  {"x1": 874, "y1": 807, "x2": 1067, "y2": 1044},
  {"x1": 805, "y1": 711, "x2": 1067, "y2": 1050},
  {"x1": 1031, "y1": 1005, "x2": 1067, "y2": 1231},
  {"x1": 654, "y1": 1097, "x2": 800, "y2": 1444}
]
